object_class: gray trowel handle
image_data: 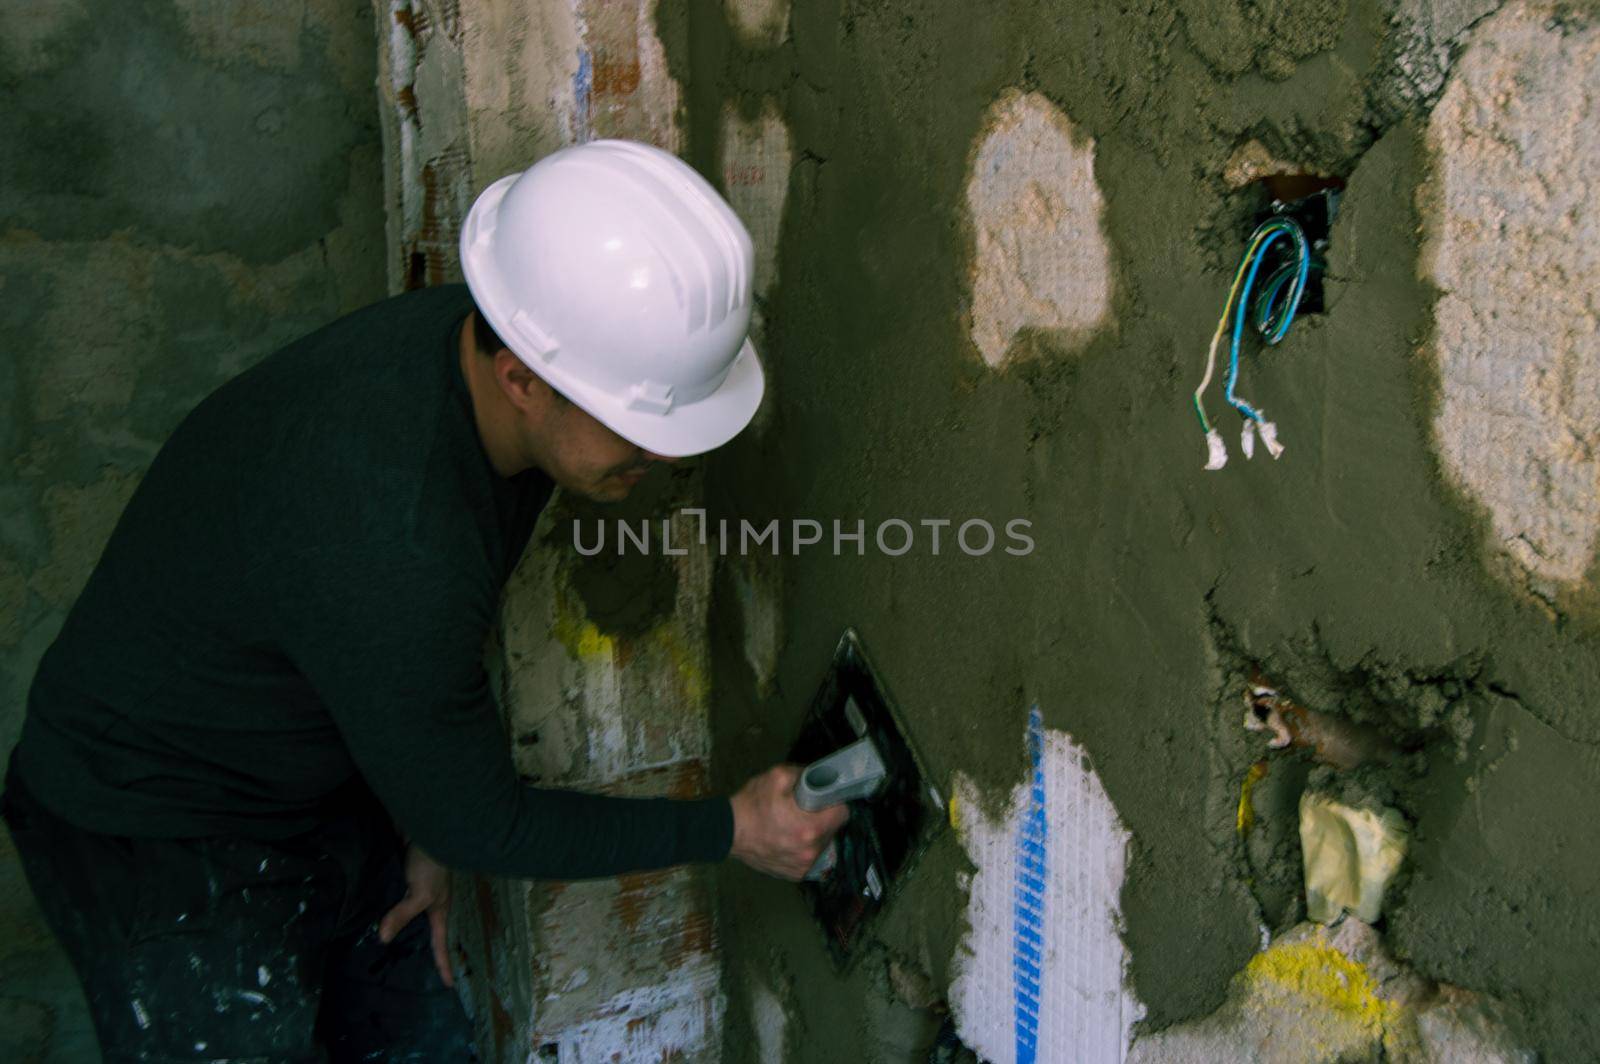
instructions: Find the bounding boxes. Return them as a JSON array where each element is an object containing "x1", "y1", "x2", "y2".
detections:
[{"x1": 795, "y1": 736, "x2": 888, "y2": 880}]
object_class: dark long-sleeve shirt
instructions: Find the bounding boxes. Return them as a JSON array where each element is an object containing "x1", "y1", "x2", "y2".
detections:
[{"x1": 13, "y1": 284, "x2": 732, "y2": 878}]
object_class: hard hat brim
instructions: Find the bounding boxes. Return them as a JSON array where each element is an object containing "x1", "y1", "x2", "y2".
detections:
[{"x1": 550, "y1": 334, "x2": 765, "y2": 459}]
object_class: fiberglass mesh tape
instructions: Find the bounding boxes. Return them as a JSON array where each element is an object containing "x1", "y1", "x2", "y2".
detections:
[{"x1": 951, "y1": 707, "x2": 1143, "y2": 1063}]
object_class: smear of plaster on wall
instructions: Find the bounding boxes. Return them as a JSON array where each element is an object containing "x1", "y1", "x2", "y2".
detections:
[
  {"x1": 950, "y1": 722, "x2": 1141, "y2": 1063},
  {"x1": 965, "y1": 91, "x2": 1113, "y2": 369},
  {"x1": 724, "y1": 0, "x2": 788, "y2": 48},
  {"x1": 1422, "y1": 0, "x2": 1600, "y2": 592}
]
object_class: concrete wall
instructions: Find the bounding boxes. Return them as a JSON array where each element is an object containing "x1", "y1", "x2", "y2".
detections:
[
  {"x1": 678, "y1": 0, "x2": 1599, "y2": 1060},
  {"x1": 0, "y1": 1, "x2": 386, "y2": 1058}
]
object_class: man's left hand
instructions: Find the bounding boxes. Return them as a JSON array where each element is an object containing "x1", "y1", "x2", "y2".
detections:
[{"x1": 378, "y1": 844, "x2": 455, "y2": 987}]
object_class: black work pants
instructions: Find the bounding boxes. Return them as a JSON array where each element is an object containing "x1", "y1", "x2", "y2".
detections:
[{"x1": 1, "y1": 765, "x2": 477, "y2": 1063}]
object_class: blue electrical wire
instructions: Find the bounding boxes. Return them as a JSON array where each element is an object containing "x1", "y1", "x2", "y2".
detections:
[{"x1": 1224, "y1": 218, "x2": 1309, "y2": 424}]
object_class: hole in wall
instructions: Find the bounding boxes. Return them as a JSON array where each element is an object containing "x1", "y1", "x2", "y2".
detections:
[{"x1": 1206, "y1": 605, "x2": 1485, "y2": 934}]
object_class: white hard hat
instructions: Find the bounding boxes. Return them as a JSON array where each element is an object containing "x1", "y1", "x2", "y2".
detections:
[{"x1": 459, "y1": 139, "x2": 764, "y2": 458}]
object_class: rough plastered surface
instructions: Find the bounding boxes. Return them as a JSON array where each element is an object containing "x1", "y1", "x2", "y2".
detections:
[
  {"x1": 950, "y1": 721, "x2": 1141, "y2": 1063},
  {"x1": 1377, "y1": 0, "x2": 1502, "y2": 117},
  {"x1": 676, "y1": 0, "x2": 1600, "y2": 1058},
  {"x1": 965, "y1": 90, "x2": 1113, "y2": 368},
  {"x1": 1422, "y1": 1, "x2": 1600, "y2": 595}
]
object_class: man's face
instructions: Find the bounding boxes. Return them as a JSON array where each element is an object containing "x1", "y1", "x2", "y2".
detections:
[{"x1": 530, "y1": 396, "x2": 674, "y2": 502}]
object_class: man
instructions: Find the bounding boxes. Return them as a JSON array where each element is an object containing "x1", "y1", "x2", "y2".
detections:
[{"x1": 2, "y1": 140, "x2": 847, "y2": 1062}]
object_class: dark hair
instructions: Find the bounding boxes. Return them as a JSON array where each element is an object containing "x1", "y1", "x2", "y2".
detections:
[
  {"x1": 474, "y1": 303, "x2": 571, "y2": 406},
  {"x1": 472, "y1": 304, "x2": 506, "y2": 357}
]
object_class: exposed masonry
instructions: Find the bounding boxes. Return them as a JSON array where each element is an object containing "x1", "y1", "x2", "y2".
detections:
[
  {"x1": 965, "y1": 91, "x2": 1114, "y2": 369},
  {"x1": 1422, "y1": 0, "x2": 1600, "y2": 594}
]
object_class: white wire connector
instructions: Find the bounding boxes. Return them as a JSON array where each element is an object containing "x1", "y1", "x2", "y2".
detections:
[
  {"x1": 1259, "y1": 420, "x2": 1285, "y2": 459},
  {"x1": 1204, "y1": 429, "x2": 1228, "y2": 471},
  {"x1": 1240, "y1": 420, "x2": 1257, "y2": 460}
]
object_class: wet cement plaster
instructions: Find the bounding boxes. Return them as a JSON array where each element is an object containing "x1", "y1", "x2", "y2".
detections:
[
  {"x1": 662, "y1": 0, "x2": 1600, "y2": 1059},
  {"x1": 1, "y1": 2, "x2": 387, "y2": 1060}
]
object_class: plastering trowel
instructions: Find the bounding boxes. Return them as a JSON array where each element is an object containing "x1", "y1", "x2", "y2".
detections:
[{"x1": 789, "y1": 629, "x2": 944, "y2": 967}]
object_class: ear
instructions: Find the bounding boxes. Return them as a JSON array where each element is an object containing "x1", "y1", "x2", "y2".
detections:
[{"x1": 492, "y1": 349, "x2": 544, "y2": 413}]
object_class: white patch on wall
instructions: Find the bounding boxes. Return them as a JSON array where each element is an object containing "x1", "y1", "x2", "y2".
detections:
[
  {"x1": 724, "y1": 0, "x2": 789, "y2": 47},
  {"x1": 1422, "y1": 1, "x2": 1600, "y2": 592},
  {"x1": 950, "y1": 711, "x2": 1143, "y2": 1063},
  {"x1": 965, "y1": 90, "x2": 1114, "y2": 368}
]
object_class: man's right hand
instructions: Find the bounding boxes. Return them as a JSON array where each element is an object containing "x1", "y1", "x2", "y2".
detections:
[{"x1": 728, "y1": 764, "x2": 851, "y2": 880}]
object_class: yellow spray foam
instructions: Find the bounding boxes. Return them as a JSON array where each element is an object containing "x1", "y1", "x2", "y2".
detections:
[{"x1": 1243, "y1": 933, "x2": 1399, "y2": 1036}]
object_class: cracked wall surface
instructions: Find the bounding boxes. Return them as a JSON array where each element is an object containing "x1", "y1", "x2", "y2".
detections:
[
  {"x1": 667, "y1": 0, "x2": 1600, "y2": 1059},
  {"x1": 0, "y1": 3, "x2": 386, "y2": 1061}
]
